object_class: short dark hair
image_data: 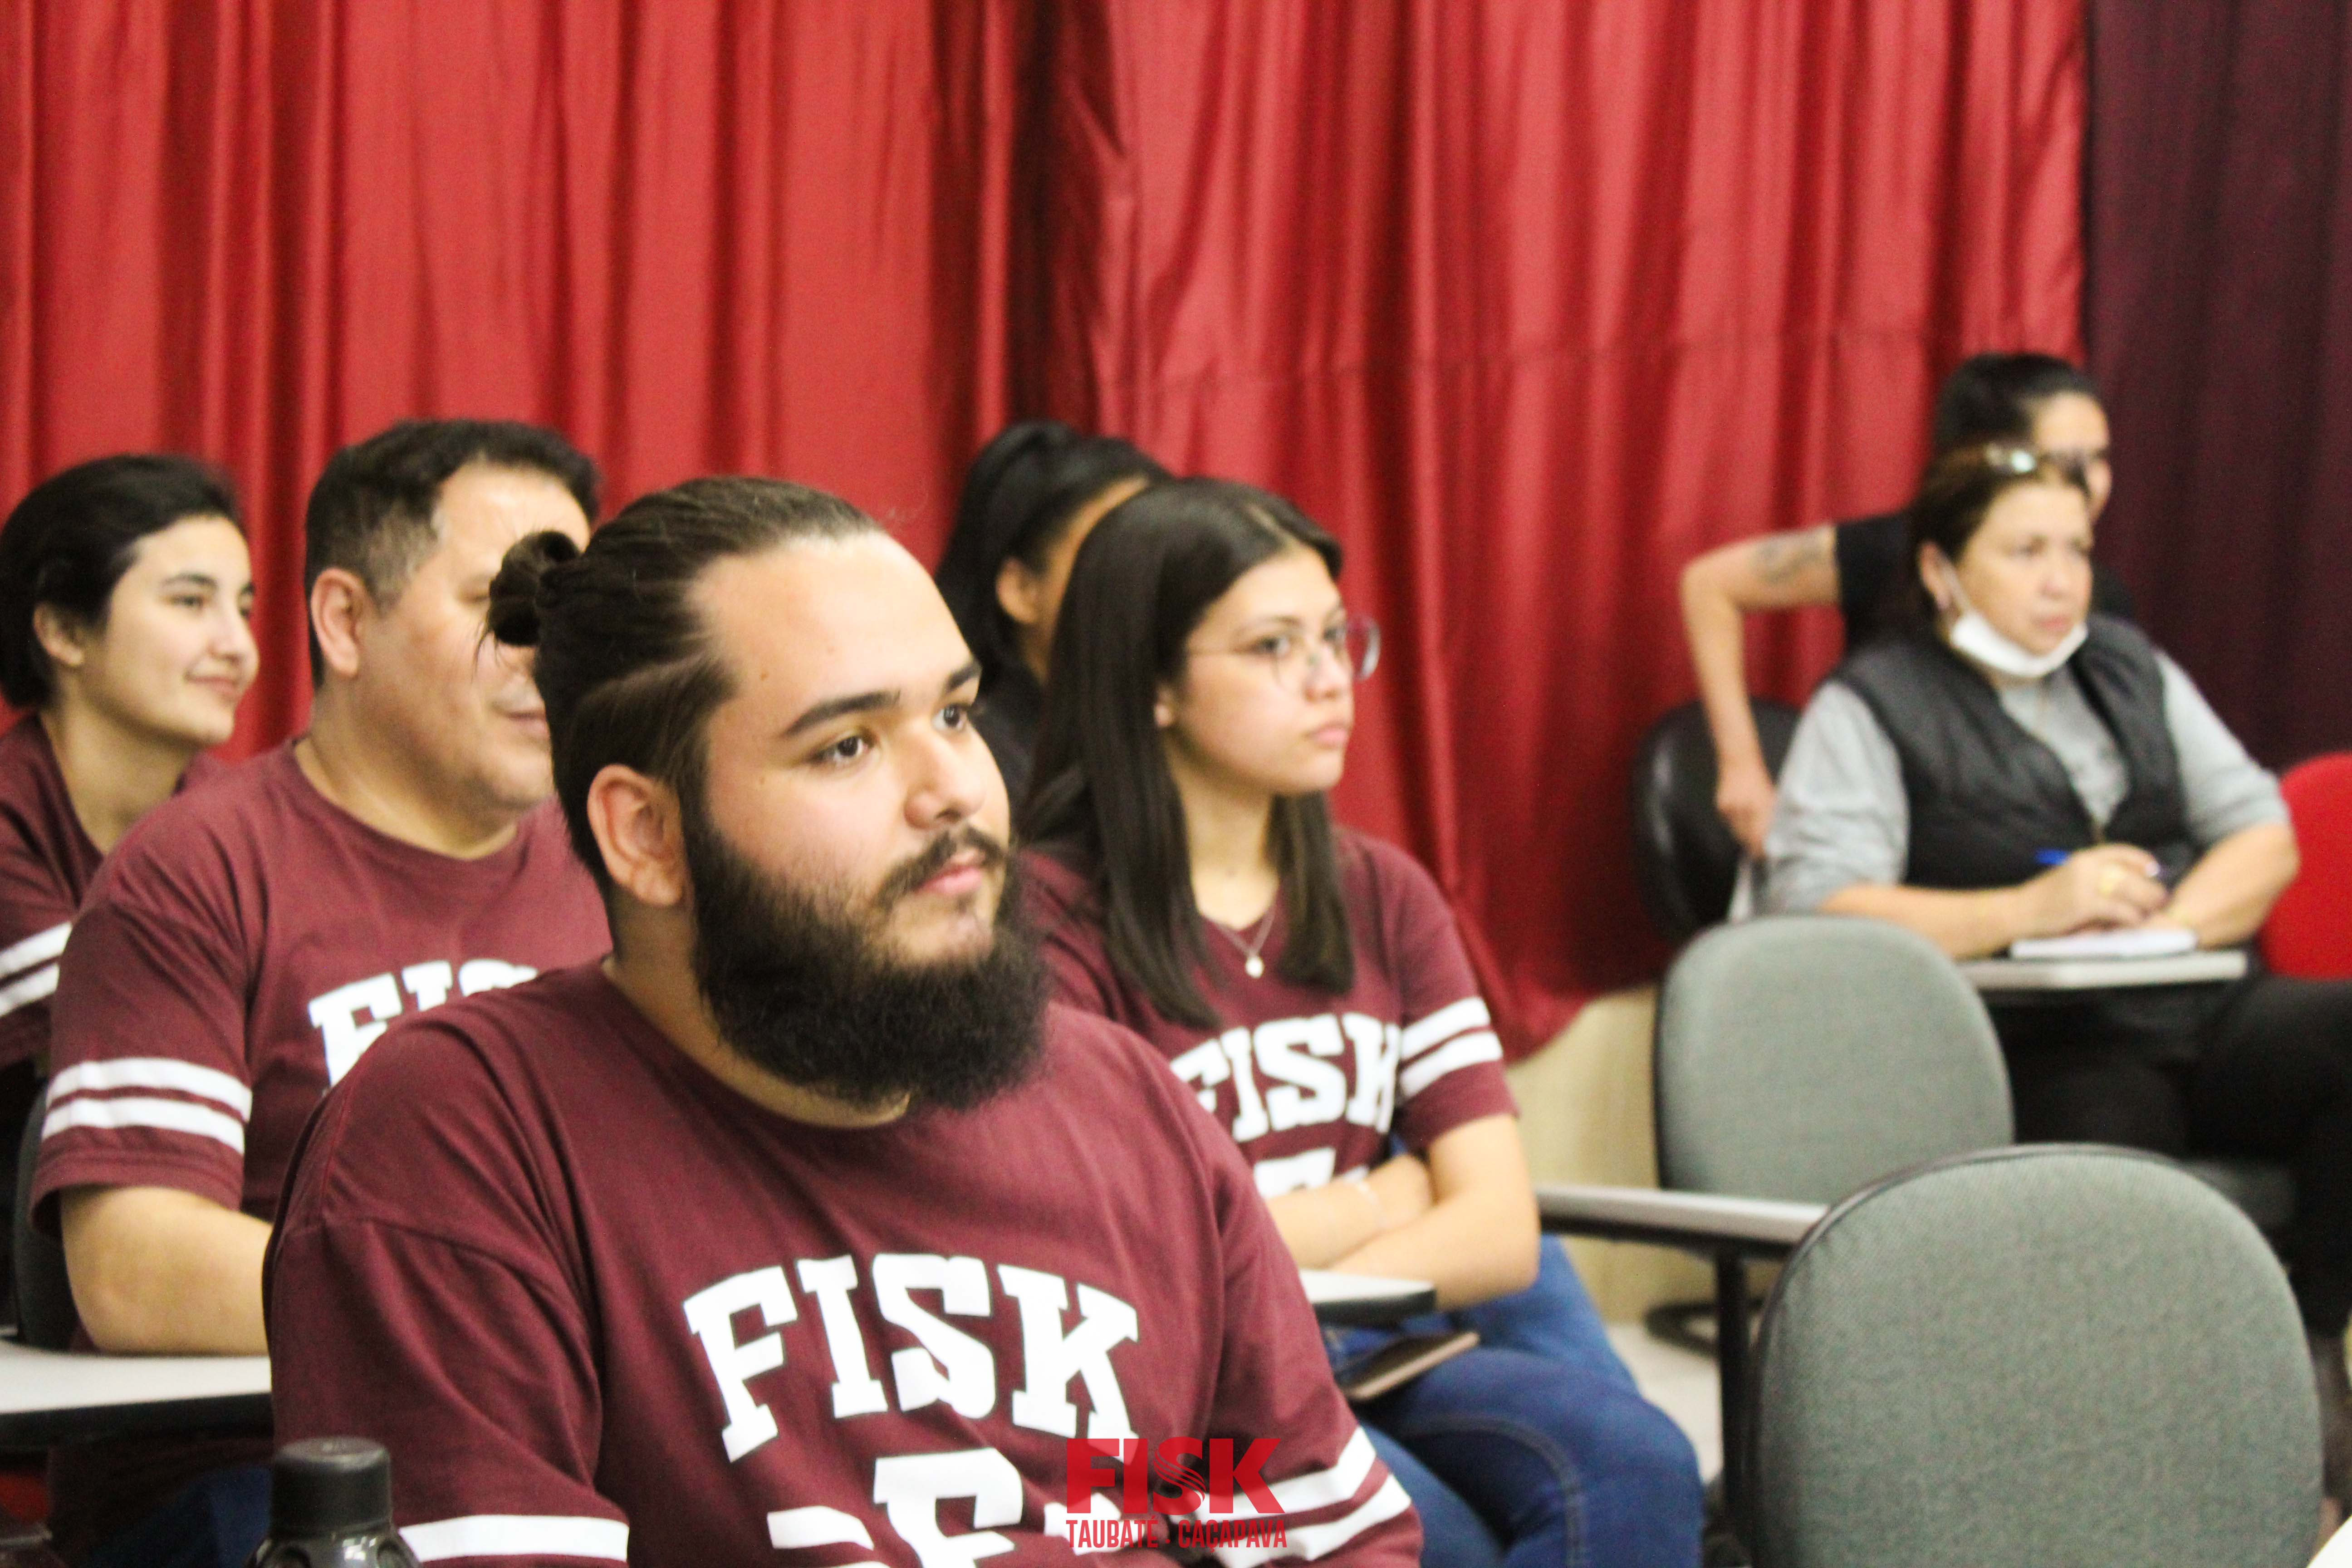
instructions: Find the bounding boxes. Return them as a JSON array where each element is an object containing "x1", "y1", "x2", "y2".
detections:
[
  {"x1": 305, "y1": 419, "x2": 600, "y2": 678},
  {"x1": 934, "y1": 420, "x2": 1166, "y2": 690},
  {"x1": 1890, "y1": 444, "x2": 2094, "y2": 632},
  {"x1": 1024, "y1": 478, "x2": 1353, "y2": 1029},
  {"x1": 1930, "y1": 353, "x2": 2104, "y2": 454},
  {"x1": 485, "y1": 476, "x2": 877, "y2": 893},
  {"x1": 0, "y1": 454, "x2": 242, "y2": 709}
]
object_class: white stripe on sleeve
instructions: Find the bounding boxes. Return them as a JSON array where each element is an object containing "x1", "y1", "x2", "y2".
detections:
[
  {"x1": 401, "y1": 1514, "x2": 630, "y2": 1563},
  {"x1": 41, "y1": 1095, "x2": 245, "y2": 1155},
  {"x1": 1397, "y1": 1031, "x2": 1503, "y2": 1098},
  {"x1": 0, "y1": 962, "x2": 57, "y2": 1021},
  {"x1": 1212, "y1": 1470, "x2": 1414, "y2": 1568},
  {"x1": 47, "y1": 1058, "x2": 254, "y2": 1119},
  {"x1": 0, "y1": 922, "x2": 69, "y2": 982},
  {"x1": 1270, "y1": 1428, "x2": 1376, "y2": 1512},
  {"x1": 768, "y1": 1506, "x2": 875, "y2": 1550},
  {"x1": 1397, "y1": 997, "x2": 1490, "y2": 1061}
]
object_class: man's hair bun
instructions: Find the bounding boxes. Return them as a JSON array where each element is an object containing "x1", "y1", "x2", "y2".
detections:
[{"x1": 485, "y1": 530, "x2": 583, "y2": 649}]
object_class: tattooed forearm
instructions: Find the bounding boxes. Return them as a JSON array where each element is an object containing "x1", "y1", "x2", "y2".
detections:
[{"x1": 1750, "y1": 529, "x2": 1830, "y2": 584}]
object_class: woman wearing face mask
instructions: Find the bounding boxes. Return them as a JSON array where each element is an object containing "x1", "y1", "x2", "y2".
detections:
[
  {"x1": 1764, "y1": 445, "x2": 2352, "y2": 1514},
  {"x1": 934, "y1": 420, "x2": 1166, "y2": 808},
  {"x1": 1021, "y1": 480, "x2": 1704, "y2": 1568},
  {"x1": 0, "y1": 456, "x2": 258, "y2": 1287},
  {"x1": 1680, "y1": 353, "x2": 2129, "y2": 856}
]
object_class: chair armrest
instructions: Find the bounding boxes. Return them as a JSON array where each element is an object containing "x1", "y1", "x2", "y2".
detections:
[{"x1": 1536, "y1": 1183, "x2": 1823, "y2": 1257}]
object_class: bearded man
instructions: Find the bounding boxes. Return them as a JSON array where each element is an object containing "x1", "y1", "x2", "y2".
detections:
[{"x1": 263, "y1": 476, "x2": 1420, "y2": 1568}]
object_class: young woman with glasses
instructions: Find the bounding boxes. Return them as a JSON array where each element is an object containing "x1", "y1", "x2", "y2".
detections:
[{"x1": 1020, "y1": 478, "x2": 1703, "y2": 1568}]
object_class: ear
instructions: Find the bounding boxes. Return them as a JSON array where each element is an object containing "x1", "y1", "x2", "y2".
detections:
[
  {"x1": 1918, "y1": 544, "x2": 1956, "y2": 614},
  {"x1": 995, "y1": 556, "x2": 1044, "y2": 630},
  {"x1": 309, "y1": 568, "x2": 372, "y2": 681},
  {"x1": 1153, "y1": 681, "x2": 1177, "y2": 730},
  {"x1": 30, "y1": 604, "x2": 90, "y2": 676},
  {"x1": 586, "y1": 764, "x2": 687, "y2": 909}
]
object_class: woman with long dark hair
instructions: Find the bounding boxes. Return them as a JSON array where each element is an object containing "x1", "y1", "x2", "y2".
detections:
[
  {"x1": 0, "y1": 455, "x2": 257, "y2": 1286},
  {"x1": 1022, "y1": 479, "x2": 1703, "y2": 1568},
  {"x1": 934, "y1": 420, "x2": 1165, "y2": 806},
  {"x1": 1765, "y1": 444, "x2": 2352, "y2": 1521}
]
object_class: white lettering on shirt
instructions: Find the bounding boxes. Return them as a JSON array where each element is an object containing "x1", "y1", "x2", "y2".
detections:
[
  {"x1": 1218, "y1": 1027, "x2": 1270, "y2": 1142},
  {"x1": 872, "y1": 1254, "x2": 996, "y2": 1419},
  {"x1": 309, "y1": 975, "x2": 404, "y2": 1085},
  {"x1": 681, "y1": 1266, "x2": 796, "y2": 1462},
  {"x1": 796, "y1": 1255, "x2": 890, "y2": 1419},
  {"x1": 995, "y1": 1265, "x2": 1137, "y2": 1440},
  {"x1": 872, "y1": 1448, "x2": 1022, "y2": 1568},
  {"x1": 1254, "y1": 1015, "x2": 1349, "y2": 1132},
  {"x1": 1341, "y1": 1013, "x2": 1399, "y2": 1131},
  {"x1": 1185, "y1": 1010, "x2": 1406, "y2": 1149},
  {"x1": 399, "y1": 961, "x2": 454, "y2": 1011},
  {"x1": 306, "y1": 958, "x2": 543, "y2": 1084}
]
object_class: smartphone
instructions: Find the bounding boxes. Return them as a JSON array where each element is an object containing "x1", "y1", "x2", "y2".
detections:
[{"x1": 1334, "y1": 1329, "x2": 1479, "y2": 1402}]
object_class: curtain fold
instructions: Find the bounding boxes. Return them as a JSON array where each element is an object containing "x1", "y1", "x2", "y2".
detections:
[
  {"x1": 2087, "y1": 0, "x2": 2352, "y2": 771},
  {"x1": 0, "y1": 0, "x2": 2084, "y2": 1048},
  {"x1": 1034, "y1": 1, "x2": 2083, "y2": 1044}
]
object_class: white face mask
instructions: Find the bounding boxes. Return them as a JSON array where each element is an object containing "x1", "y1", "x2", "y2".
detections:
[{"x1": 1937, "y1": 564, "x2": 2086, "y2": 681}]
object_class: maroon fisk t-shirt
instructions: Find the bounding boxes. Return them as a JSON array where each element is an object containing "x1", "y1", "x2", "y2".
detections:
[
  {"x1": 266, "y1": 968, "x2": 1420, "y2": 1568},
  {"x1": 0, "y1": 713, "x2": 220, "y2": 1072},
  {"x1": 29, "y1": 740, "x2": 608, "y2": 1557},
  {"x1": 1022, "y1": 833, "x2": 1515, "y2": 1197}
]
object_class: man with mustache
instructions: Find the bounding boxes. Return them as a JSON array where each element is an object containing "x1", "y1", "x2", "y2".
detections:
[
  {"x1": 29, "y1": 421, "x2": 611, "y2": 1568},
  {"x1": 264, "y1": 477, "x2": 1419, "y2": 1568}
]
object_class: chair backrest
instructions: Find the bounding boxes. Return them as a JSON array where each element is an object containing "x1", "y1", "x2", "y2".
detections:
[
  {"x1": 2264, "y1": 752, "x2": 2352, "y2": 979},
  {"x1": 1750, "y1": 1146, "x2": 2319, "y2": 1568},
  {"x1": 12, "y1": 1085, "x2": 75, "y2": 1348},
  {"x1": 1628, "y1": 697, "x2": 1801, "y2": 946},
  {"x1": 1655, "y1": 916, "x2": 2011, "y2": 1201}
]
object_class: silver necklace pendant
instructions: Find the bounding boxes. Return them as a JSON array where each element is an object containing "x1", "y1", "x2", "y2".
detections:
[{"x1": 1245, "y1": 955, "x2": 1265, "y2": 979}]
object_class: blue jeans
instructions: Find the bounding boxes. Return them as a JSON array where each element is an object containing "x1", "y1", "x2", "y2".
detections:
[
  {"x1": 1328, "y1": 1240, "x2": 1704, "y2": 1568},
  {"x1": 82, "y1": 1464, "x2": 270, "y2": 1568}
]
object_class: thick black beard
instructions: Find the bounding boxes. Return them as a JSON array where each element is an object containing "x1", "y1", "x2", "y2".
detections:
[{"x1": 681, "y1": 801, "x2": 1046, "y2": 1115}]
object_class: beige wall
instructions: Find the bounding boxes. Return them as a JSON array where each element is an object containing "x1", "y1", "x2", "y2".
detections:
[{"x1": 1505, "y1": 985, "x2": 1715, "y2": 1322}]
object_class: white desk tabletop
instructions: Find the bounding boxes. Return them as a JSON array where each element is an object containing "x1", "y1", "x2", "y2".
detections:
[
  {"x1": 1959, "y1": 949, "x2": 2249, "y2": 993},
  {"x1": 1299, "y1": 1269, "x2": 1437, "y2": 1326},
  {"x1": 0, "y1": 1339, "x2": 269, "y2": 1446}
]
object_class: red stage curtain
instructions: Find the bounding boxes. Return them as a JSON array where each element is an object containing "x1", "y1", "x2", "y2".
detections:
[
  {"x1": 0, "y1": 0, "x2": 1031, "y2": 754},
  {"x1": 2087, "y1": 0, "x2": 2352, "y2": 771},
  {"x1": 0, "y1": 1, "x2": 2084, "y2": 1049},
  {"x1": 1031, "y1": 2, "x2": 2085, "y2": 1044}
]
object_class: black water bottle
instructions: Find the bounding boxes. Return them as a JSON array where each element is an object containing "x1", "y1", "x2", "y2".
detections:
[{"x1": 247, "y1": 1437, "x2": 419, "y2": 1567}]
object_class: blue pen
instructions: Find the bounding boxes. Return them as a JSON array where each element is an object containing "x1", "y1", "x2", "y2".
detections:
[{"x1": 2034, "y1": 849, "x2": 2071, "y2": 867}]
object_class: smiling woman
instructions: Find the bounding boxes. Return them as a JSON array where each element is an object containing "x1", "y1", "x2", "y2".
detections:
[
  {"x1": 0, "y1": 454, "x2": 258, "y2": 1325},
  {"x1": 0, "y1": 457, "x2": 256, "y2": 1043}
]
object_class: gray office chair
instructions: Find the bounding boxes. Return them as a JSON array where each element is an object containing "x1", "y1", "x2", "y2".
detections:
[
  {"x1": 1749, "y1": 1145, "x2": 2319, "y2": 1568},
  {"x1": 1654, "y1": 916, "x2": 2013, "y2": 1203},
  {"x1": 12, "y1": 1084, "x2": 74, "y2": 1348},
  {"x1": 1547, "y1": 916, "x2": 2015, "y2": 1519}
]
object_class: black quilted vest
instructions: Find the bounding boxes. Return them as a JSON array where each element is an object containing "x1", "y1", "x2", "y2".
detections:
[
  {"x1": 1832, "y1": 615, "x2": 2196, "y2": 890},
  {"x1": 1831, "y1": 616, "x2": 2220, "y2": 1060}
]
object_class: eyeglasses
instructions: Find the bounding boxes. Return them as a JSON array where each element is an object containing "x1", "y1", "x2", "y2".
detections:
[{"x1": 1188, "y1": 615, "x2": 1381, "y2": 691}]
